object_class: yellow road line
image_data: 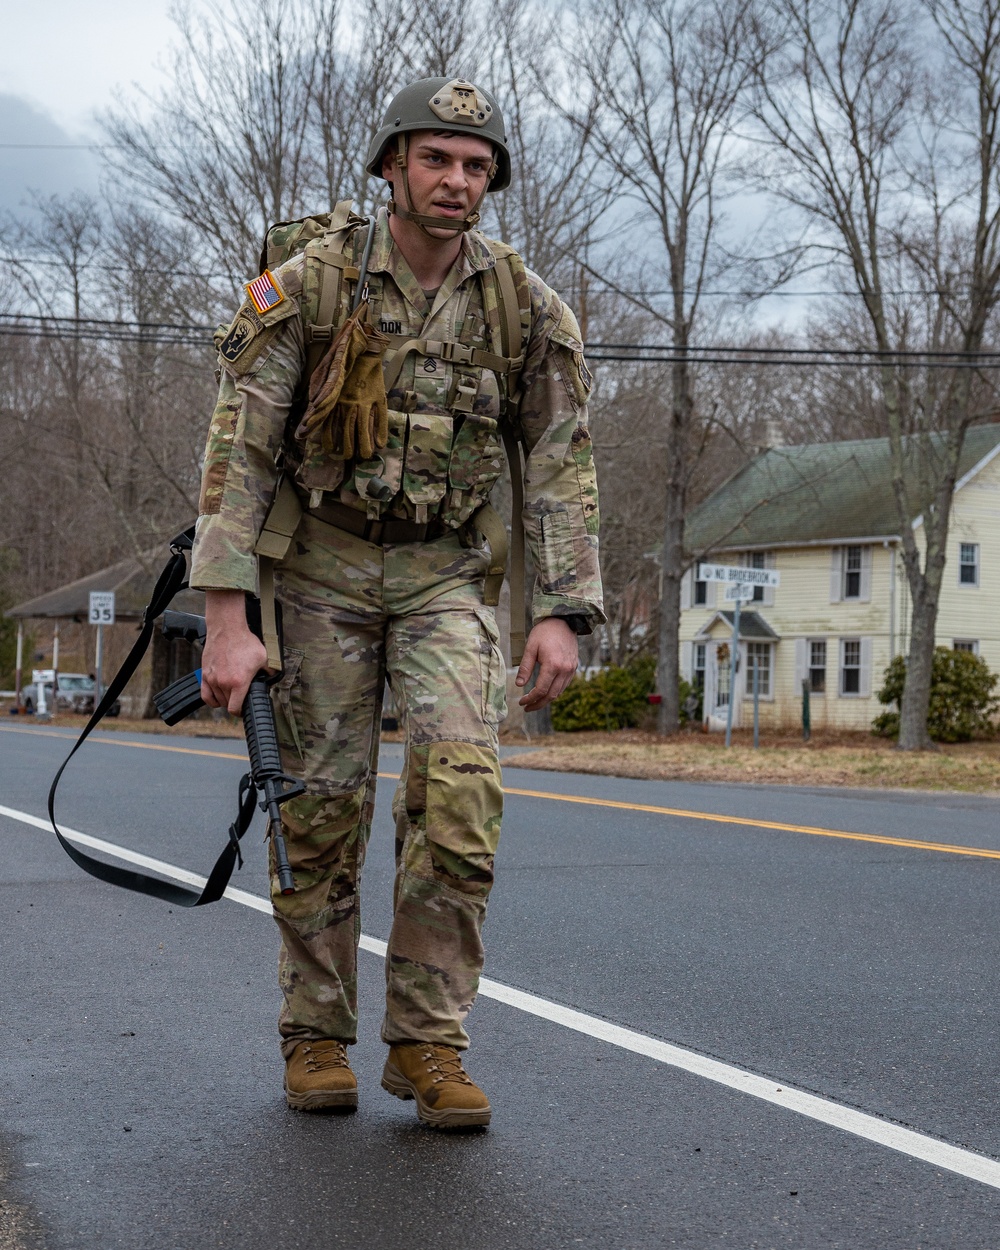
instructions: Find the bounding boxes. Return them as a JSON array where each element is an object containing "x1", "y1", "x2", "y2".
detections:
[
  {"x1": 377, "y1": 771, "x2": 1000, "y2": 861},
  {"x1": 4, "y1": 725, "x2": 996, "y2": 860},
  {"x1": 496, "y1": 784, "x2": 1000, "y2": 861},
  {"x1": 0, "y1": 724, "x2": 246, "y2": 761}
]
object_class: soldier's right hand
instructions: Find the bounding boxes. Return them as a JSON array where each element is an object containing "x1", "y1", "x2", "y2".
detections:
[{"x1": 201, "y1": 589, "x2": 269, "y2": 715}]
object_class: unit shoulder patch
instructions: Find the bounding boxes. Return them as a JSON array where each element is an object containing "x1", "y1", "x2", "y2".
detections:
[
  {"x1": 219, "y1": 304, "x2": 265, "y2": 363},
  {"x1": 549, "y1": 303, "x2": 593, "y2": 406}
]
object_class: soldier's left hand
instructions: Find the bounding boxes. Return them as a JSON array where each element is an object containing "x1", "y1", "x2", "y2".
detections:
[{"x1": 516, "y1": 618, "x2": 579, "y2": 711}]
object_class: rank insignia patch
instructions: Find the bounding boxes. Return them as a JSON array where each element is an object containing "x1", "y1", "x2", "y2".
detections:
[{"x1": 245, "y1": 269, "x2": 285, "y2": 315}]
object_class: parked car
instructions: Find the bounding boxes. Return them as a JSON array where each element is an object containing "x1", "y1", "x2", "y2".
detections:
[{"x1": 21, "y1": 672, "x2": 120, "y2": 717}]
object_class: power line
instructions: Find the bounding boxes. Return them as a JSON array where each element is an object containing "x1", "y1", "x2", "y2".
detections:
[
  {"x1": 585, "y1": 352, "x2": 1000, "y2": 370},
  {"x1": 3, "y1": 254, "x2": 238, "y2": 281},
  {"x1": 587, "y1": 342, "x2": 1000, "y2": 360},
  {"x1": 0, "y1": 311, "x2": 210, "y2": 333},
  {"x1": 3, "y1": 312, "x2": 999, "y2": 367},
  {"x1": 3, "y1": 328, "x2": 996, "y2": 367},
  {"x1": 3, "y1": 256, "x2": 990, "y2": 301}
]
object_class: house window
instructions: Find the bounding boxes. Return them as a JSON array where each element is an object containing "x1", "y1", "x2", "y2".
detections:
[
  {"x1": 809, "y1": 640, "x2": 827, "y2": 693},
  {"x1": 693, "y1": 642, "x2": 707, "y2": 691},
  {"x1": 694, "y1": 577, "x2": 707, "y2": 606},
  {"x1": 959, "y1": 543, "x2": 979, "y2": 586},
  {"x1": 745, "y1": 642, "x2": 771, "y2": 696},
  {"x1": 840, "y1": 638, "x2": 861, "y2": 694},
  {"x1": 954, "y1": 639, "x2": 979, "y2": 655},
  {"x1": 749, "y1": 551, "x2": 766, "y2": 602},
  {"x1": 843, "y1": 546, "x2": 863, "y2": 599}
]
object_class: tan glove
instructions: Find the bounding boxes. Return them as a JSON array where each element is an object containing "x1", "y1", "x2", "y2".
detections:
[{"x1": 296, "y1": 304, "x2": 389, "y2": 462}]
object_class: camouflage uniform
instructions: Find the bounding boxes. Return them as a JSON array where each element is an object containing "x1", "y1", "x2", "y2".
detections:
[{"x1": 190, "y1": 209, "x2": 603, "y2": 1054}]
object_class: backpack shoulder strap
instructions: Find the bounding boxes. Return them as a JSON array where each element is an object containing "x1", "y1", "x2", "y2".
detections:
[
  {"x1": 301, "y1": 205, "x2": 376, "y2": 390},
  {"x1": 253, "y1": 476, "x2": 304, "y2": 670},
  {"x1": 479, "y1": 243, "x2": 531, "y2": 664}
]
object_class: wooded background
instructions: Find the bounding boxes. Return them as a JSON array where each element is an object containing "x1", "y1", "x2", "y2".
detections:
[{"x1": 4, "y1": 0, "x2": 1000, "y2": 745}]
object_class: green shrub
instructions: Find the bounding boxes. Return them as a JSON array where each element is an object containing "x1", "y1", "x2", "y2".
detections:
[
  {"x1": 551, "y1": 655, "x2": 659, "y2": 732},
  {"x1": 872, "y1": 648, "x2": 999, "y2": 742}
]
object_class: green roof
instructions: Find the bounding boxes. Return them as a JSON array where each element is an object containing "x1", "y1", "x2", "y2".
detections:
[
  {"x1": 686, "y1": 424, "x2": 1000, "y2": 553},
  {"x1": 7, "y1": 554, "x2": 205, "y2": 620}
]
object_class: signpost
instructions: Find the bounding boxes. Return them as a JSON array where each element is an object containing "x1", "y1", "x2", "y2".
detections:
[
  {"x1": 89, "y1": 592, "x2": 115, "y2": 705},
  {"x1": 698, "y1": 564, "x2": 780, "y2": 746}
]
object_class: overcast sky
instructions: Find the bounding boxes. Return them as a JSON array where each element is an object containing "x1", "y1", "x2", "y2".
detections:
[{"x1": 0, "y1": 0, "x2": 177, "y2": 215}]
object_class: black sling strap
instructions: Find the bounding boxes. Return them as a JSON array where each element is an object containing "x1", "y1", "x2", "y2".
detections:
[{"x1": 46, "y1": 528, "x2": 259, "y2": 908}]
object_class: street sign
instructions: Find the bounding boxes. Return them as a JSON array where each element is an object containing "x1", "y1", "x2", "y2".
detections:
[
  {"x1": 698, "y1": 562, "x2": 780, "y2": 589},
  {"x1": 89, "y1": 591, "x2": 116, "y2": 625},
  {"x1": 723, "y1": 583, "x2": 756, "y2": 602},
  {"x1": 32, "y1": 669, "x2": 55, "y2": 685}
]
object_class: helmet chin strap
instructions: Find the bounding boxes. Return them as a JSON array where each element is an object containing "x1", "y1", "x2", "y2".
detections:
[{"x1": 387, "y1": 134, "x2": 495, "y2": 238}]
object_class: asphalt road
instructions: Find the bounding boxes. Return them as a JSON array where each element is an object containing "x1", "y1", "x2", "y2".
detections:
[{"x1": 2, "y1": 721, "x2": 1000, "y2": 1249}]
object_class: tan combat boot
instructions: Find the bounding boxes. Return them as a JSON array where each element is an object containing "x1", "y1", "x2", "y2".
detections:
[
  {"x1": 284, "y1": 1040, "x2": 358, "y2": 1112},
  {"x1": 381, "y1": 1043, "x2": 491, "y2": 1129}
]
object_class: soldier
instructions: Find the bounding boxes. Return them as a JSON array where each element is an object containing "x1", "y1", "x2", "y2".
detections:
[{"x1": 190, "y1": 76, "x2": 604, "y2": 1129}]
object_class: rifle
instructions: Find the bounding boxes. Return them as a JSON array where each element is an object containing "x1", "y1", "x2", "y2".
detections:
[{"x1": 154, "y1": 598, "x2": 300, "y2": 895}]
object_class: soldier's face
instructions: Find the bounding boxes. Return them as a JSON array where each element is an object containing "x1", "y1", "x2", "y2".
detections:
[{"x1": 384, "y1": 131, "x2": 494, "y2": 235}]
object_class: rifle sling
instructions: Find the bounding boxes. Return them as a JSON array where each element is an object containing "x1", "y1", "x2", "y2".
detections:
[{"x1": 46, "y1": 528, "x2": 260, "y2": 908}]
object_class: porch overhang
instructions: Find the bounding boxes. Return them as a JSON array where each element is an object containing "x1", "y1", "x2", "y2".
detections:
[{"x1": 694, "y1": 610, "x2": 780, "y2": 642}]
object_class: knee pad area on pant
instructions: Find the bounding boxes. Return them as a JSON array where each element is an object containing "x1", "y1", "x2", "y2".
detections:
[
  {"x1": 276, "y1": 791, "x2": 368, "y2": 907},
  {"x1": 402, "y1": 741, "x2": 503, "y2": 894}
]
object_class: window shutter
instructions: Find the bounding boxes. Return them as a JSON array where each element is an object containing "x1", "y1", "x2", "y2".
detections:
[
  {"x1": 795, "y1": 638, "x2": 807, "y2": 690},
  {"x1": 764, "y1": 551, "x2": 777, "y2": 607},
  {"x1": 707, "y1": 580, "x2": 717, "y2": 607},
  {"x1": 859, "y1": 546, "x2": 873, "y2": 603},
  {"x1": 830, "y1": 548, "x2": 842, "y2": 602},
  {"x1": 681, "y1": 640, "x2": 693, "y2": 681},
  {"x1": 681, "y1": 569, "x2": 692, "y2": 610},
  {"x1": 860, "y1": 637, "x2": 873, "y2": 697}
]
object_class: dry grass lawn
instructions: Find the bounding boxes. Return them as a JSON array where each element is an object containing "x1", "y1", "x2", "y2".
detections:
[
  {"x1": 1, "y1": 707, "x2": 245, "y2": 739},
  {"x1": 500, "y1": 728, "x2": 1000, "y2": 794},
  {"x1": 7, "y1": 704, "x2": 1000, "y2": 794}
]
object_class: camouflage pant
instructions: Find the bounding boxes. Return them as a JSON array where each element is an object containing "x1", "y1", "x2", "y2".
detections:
[{"x1": 269, "y1": 513, "x2": 507, "y2": 1056}]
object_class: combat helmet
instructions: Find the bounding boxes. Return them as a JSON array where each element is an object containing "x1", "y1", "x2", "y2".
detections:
[{"x1": 366, "y1": 77, "x2": 510, "y2": 235}]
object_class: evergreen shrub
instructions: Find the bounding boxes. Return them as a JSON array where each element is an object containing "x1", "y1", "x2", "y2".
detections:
[
  {"x1": 551, "y1": 655, "x2": 658, "y2": 732},
  {"x1": 872, "y1": 647, "x2": 999, "y2": 742}
]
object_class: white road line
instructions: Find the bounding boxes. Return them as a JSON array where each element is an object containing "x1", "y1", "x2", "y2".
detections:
[{"x1": 5, "y1": 802, "x2": 1000, "y2": 1191}]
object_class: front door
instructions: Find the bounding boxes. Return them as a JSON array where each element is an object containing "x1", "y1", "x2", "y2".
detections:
[{"x1": 705, "y1": 640, "x2": 740, "y2": 730}]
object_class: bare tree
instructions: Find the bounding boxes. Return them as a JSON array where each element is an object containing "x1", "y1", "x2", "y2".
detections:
[
  {"x1": 101, "y1": 0, "x2": 409, "y2": 282},
  {"x1": 0, "y1": 195, "x2": 215, "y2": 596},
  {"x1": 752, "y1": 0, "x2": 1000, "y2": 748},
  {"x1": 554, "y1": 0, "x2": 761, "y2": 732}
]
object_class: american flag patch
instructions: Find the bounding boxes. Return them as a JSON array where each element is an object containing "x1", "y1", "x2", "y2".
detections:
[{"x1": 245, "y1": 269, "x2": 284, "y2": 315}]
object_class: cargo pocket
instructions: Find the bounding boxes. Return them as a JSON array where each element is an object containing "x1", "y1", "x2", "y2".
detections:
[
  {"x1": 538, "y1": 507, "x2": 577, "y2": 595},
  {"x1": 447, "y1": 414, "x2": 503, "y2": 491},
  {"x1": 271, "y1": 647, "x2": 305, "y2": 760},
  {"x1": 293, "y1": 453, "x2": 346, "y2": 497},
  {"x1": 474, "y1": 607, "x2": 508, "y2": 727},
  {"x1": 402, "y1": 411, "x2": 452, "y2": 520},
  {"x1": 353, "y1": 408, "x2": 406, "y2": 508},
  {"x1": 423, "y1": 740, "x2": 504, "y2": 893},
  {"x1": 569, "y1": 426, "x2": 600, "y2": 535}
]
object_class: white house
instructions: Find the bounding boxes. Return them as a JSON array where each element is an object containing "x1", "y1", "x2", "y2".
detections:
[{"x1": 680, "y1": 425, "x2": 1000, "y2": 731}]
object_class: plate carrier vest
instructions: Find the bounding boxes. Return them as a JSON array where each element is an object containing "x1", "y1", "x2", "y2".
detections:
[{"x1": 251, "y1": 201, "x2": 531, "y2": 666}]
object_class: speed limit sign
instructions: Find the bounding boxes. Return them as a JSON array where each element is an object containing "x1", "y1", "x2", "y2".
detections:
[{"x1": 89, "y1": 591, "x2": 115, "y2": 625}]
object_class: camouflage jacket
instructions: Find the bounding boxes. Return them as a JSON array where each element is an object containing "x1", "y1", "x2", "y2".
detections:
[{"x1": 190, "y1": 210, "x2": 605, "y2": 631}]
